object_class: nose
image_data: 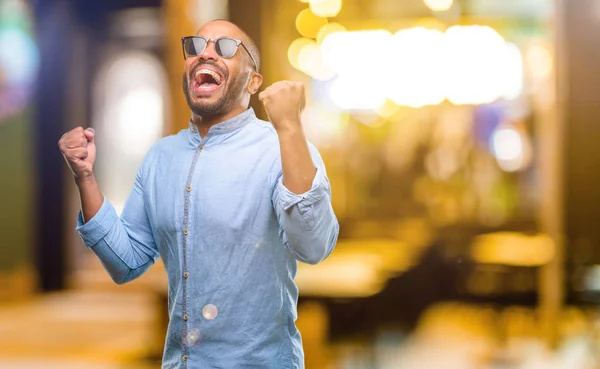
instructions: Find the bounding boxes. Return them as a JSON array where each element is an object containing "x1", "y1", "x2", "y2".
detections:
[{"x1": 198, "y1": 40, "x2": 219, "y2": 63}]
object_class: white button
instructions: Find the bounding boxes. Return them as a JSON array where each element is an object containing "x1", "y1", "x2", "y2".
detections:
[
  {"x1": 199, "y1": 146, "x2": 204, "y2": 151},
  {"x1": 202, "y1": 304, "x2": 218, "y2": 320}
]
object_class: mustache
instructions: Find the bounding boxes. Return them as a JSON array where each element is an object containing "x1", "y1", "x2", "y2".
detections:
[{"x1": 190, "y1": 60, "x2": 226, "y2": 79}]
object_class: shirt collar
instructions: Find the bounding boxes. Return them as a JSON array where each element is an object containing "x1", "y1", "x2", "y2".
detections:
[{"x1": 188, "y1": 108, "x2": 255, "y2": 144}]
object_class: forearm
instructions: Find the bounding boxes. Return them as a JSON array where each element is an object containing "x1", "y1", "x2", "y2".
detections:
[
  {"x1": 276, "y1": 121, "x2": 316, "y2": 194},
  {"x1": 90, "y1": 237, "x2": 154, "y2": 284},
  {"x1": 76, "y1": 197, "x2": 158, "y2": 284},
  {"x1": 76, "y1": 174, "x2": 104, "y2": 224}
]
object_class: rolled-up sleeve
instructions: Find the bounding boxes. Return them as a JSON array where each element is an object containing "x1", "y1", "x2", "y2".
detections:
[
  {"x1": 272, "y1": 143, "x2": 339, "y2": 264},
  {"x1": 75, "y1": 156, "x2": 159, "y2": 284}
]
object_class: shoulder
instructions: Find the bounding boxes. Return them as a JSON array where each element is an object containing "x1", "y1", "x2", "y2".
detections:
[
  {"x1": 138, "y1": 131, "x2": 187, "y2": 170},
  {"x1": 148, "y1": 130, "x2": 187, "y2": 154}
]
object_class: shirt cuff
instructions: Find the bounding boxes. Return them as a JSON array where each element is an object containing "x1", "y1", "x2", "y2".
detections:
[
  {"x1": 277, "y1": 167, "x2": 327, "y2": 211},
  {"x1": 75, "y1": 196, "x2": 118, "y2": 248}
]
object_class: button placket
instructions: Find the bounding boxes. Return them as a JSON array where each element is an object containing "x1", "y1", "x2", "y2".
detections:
[{"x1": 181, "y1": 141, "x2": 202, "y2": 359}]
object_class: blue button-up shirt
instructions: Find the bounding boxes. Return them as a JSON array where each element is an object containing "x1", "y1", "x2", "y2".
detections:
[{"x1": 75, "y1": 108, "x2": 339, "y2": 368}]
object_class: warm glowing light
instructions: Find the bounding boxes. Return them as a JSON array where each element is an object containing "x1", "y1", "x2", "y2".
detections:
[
  {"x1": 309, "y1": 0, "x2": 342, "y2": 18},
  {"x1": 302, "y1": 105, "x2": 348, "y2": 147},
  {"x1": 295, "y1": 8, "x2": 327, "y2": 39},
  {"x1": 321, "y1": 29, "x2": 392, "y2": 74},
  {"x1": 316, "y1": 22, "x2": 346, "y2": 44},
  {"x1": 117, "y1": 89, "x2": 163, "y2": 155},
  {"x1": 492, "y1": 127, "x2": 522, "y2": 161},
  {"x1": 375, "y1": 100, "x2": 400, "y2": 118},
  {"x1": 471, "y1": 232, "x2": 555, "y2": 267},
  {"x1": 490, "y1": 125, "x2": 531, "y2": 172},
  {"x1": 330, "y1": 76, "x2": 388, "y2": 110},
  {"x1": 502, "y1": 43, "x2": 524, "y2": 100},
  {"x1": 321, "y1": 30, "x2": 392, "y2": 109},
  {"x1": 311, "y1": 25, "x2": 523, "y2": 110},
  {"x1": 423, "y1": 0, "x2": 454, "y2": 11},
  {"x1": 287, "y1": 37, "x2": 313, "y2": 71},
  {"x1": 295, "y1": 239, "x2": 412, "y2": 298},
  {"x1": 526, "y1": 42, "x2": 553, "y2": 80},
  {"x1": 388, "y1": 27, "x2": 446, "y2": 107},
  {"x1": 444, "y1": 25, "x2": 510, "y2": 105},
  {"x1": 297, "y1": 41, "x2": 335, "y2": 80},
  {"x1": 297, "y1": 41, "x2": 320, "y2": 72},
  {"x1": 94, "y1": 51, "x2": 168, "y2": 215}
]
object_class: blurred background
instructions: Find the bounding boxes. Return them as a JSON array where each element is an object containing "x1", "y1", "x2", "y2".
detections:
[{"x1": 1, "y1": 0, "x2": 600, "y2": 367}]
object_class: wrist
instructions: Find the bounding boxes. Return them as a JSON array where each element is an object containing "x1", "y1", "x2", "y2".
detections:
[
  {"x1": 75, "y1": 173, "x2": 97, "y2": 188},
  {"x1": 273, "y1": 118, "x2": 303, "y2": 135}
]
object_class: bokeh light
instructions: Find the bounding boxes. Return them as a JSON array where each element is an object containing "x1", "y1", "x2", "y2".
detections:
[
  {"x1": 297, "y1": 40, "x2": 336, "y2": 81},
  {"x1": 0, "y1": 29, "x2": 38, "y2": 85},
  {"x1": 423, "y1": 0, "x2": 454, "y2": 12},
  {"x1": 202, "y1": 304, "x2": 218, "y2": 320},
  {"x1": 388, "y1": 27, "x2": 446, "y2": 108},
  {"x1": 295, "y1": 8, "x2": 328, "y2": 39},
  {"x1": 316, "y1": 22, "x2": 346, "y2": 44},
  {"x1": 471, "y1": 232, "x2": 555, "y2": 267},
  {"x1": 301, "y1": 104, "x2": 349, "y2": 147},
  {"x1": 0, "y1": 0, "x2": 39, "y2": 122},
  {"x1": 184, "y1": 328, "x2": 202, "y2": 346},
  {"x1": 309, "y1": 0, "x2": 342, "y2": 18},
  {"x1": 526, "y1": 41, "x2": 553, "y2": 80},
  {"x1": 316, "y1": 26, "x2": 524, "y2": 110},
  {"x1": 490, "y1": 125, "x2": 532, "y2": 172},
  {"x1": 287, "y1": 37, "x2": 314, "y2": 71},
  {"x1": 502, "y1": 43, "x2": 524, "y2": 100},
  {"x1": 444, "y1": 25, "x2": 511, "y2": 105}
]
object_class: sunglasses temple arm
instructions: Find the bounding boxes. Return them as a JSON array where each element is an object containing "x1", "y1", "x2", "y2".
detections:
[{"x1": 241, "y1": 44, "x2": 257, "y2": 69}]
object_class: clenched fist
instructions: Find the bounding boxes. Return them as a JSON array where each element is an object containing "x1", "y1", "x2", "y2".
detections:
[
  {"x1": 58, "y1": 127, "x2": 96, "y2": 180},
  {"x1": 258, "y1": 81, "x2": 306, "y2": 131}
]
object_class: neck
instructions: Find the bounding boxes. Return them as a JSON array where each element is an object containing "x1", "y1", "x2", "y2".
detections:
[{"x1": 191, "y1": 106, "x2": 247, "y2": 138}]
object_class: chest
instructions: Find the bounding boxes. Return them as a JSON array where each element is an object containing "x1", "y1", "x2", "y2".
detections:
[{"x1": 145, "y1": 145, "x2": 278, "y2": 240}]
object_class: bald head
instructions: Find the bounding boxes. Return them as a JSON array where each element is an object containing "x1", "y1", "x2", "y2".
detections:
[{"x1": 196, "y1": 19, "x2": 261, "y2": 71}]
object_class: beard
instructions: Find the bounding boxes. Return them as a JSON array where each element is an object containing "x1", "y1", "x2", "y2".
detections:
[{"x1": 183, "y1": 63, "x2": 248, "y2": 117}]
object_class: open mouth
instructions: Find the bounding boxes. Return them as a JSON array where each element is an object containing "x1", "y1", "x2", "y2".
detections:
[{"x1": 193, "y1": 67, "x2": 224, "y2": 95}]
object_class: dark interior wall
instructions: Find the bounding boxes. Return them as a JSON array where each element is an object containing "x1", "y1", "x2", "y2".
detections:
[
  {"x1": 563, "y1": 0, "x2": 600, "y2": 270},
  {"x1": 228, "y1": 0, "x2": 266, "y2": 120},
  {"x1": 0, "y1": 113, "x2": 33, "y2": 273}
]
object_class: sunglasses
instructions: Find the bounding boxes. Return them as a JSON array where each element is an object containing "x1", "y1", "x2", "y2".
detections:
[{"x1": 181, "y1": 36, "x2": 257, "y2": 70}]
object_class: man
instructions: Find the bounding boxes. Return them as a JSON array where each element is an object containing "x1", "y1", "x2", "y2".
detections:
[{"x1": 58, "y1": 19, "x2": 339, "y2": 368}]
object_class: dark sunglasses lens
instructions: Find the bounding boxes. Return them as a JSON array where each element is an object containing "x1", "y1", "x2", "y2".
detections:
[
  {"x1": 215, "y1": 38, "x2": 238, "y2": 58},
  {"x1": 184, "y1": 38, "x2": 207, "y2": 57}
]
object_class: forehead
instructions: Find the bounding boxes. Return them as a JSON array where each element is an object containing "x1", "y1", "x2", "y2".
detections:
[{"x1": 195, "y1": 21, "x2": 245, "y2": 41}]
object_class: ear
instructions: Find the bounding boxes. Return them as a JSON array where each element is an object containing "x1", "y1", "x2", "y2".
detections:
[{"x1": 246, "y1": 72, "x2": 263, "y2": 95}]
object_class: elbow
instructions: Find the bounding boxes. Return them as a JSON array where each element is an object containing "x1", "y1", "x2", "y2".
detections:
[
  {"x1": 288, "y1": 240, "x2": 328, "y2": 265},
  {"x1": 105, "y1": 264, "x2": 137, "y2": 285},
  {"x1": 301, "y1": 252, "x2": 326, "y2": 265},
  {"x1": 109, "y1": 261, "x2": 152, "y2": 284},
  {"x1": 111, "y1": 270, "x2": 133, "y2": 285},
  {"x1": 295, "y1": 223, "x2": 339, "y2": 265}
]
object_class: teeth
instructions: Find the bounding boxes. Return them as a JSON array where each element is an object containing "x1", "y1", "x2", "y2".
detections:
[{"x1": 195, "y1": 68, "x2": 222, "y2": 84}]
